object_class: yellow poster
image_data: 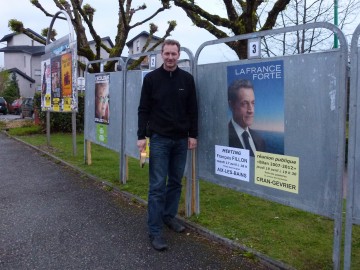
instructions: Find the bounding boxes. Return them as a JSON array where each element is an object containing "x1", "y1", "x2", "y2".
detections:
[
  {"x1": 63, "y1": 97, "x2": 72, "y2": 112},
  {"x1": 145, "y1": 137, "x2": 150, "y2": 157},
  {"x1": 45, "y1": 94, "x2": 51, "y2": 107},
  {"x1": 140, "y1": 138, "x2": 150, "y2": 168},
  {"x1": 255, "y1": 151, "x2": 299, "y2": 194},
  {"x1": 61, "y1": 53, "x2": 72, "y2": 97},
  {"x1": 53, "y1": 98, "x2": 60, "y2": 112}
]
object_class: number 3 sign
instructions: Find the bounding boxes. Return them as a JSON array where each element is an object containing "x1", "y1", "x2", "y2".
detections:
[{"x1": 247, "y1": 38, "x2": 261, "y2": 59}]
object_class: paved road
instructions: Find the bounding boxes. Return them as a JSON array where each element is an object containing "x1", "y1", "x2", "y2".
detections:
[
  {"x1": 0, "y1": 132, "x2": 279, "y2": 270},
  {"x1": 0, "y1": 114, "x2": 21, "y2": 121}
]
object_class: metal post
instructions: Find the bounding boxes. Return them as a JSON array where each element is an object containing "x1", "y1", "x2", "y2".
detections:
[
  {"x1": 46, "y1": 110, "x2": 50, "y2": 146},
  {"x1": 334, "y1": 0, "x2": 338, "y2": 48},
  {"x1": 72, "y1": 111, "x2": 76, "y2": 156}
]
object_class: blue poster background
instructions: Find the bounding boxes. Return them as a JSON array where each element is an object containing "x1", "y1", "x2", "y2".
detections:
[{"x1": 227, "y1": 60, "x2": 284, "y2": 154}]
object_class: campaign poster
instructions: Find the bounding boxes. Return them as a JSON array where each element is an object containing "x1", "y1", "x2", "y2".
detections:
[
  {"x1": 61, "y1": 52, "x2": 72, "y2": 98},
  {"x1": 41, "y1": 59, "x2": 51, "y2": 109},
  {"x1": 51, "y1": 56, "x2": 62, "y2": 103},
  {"x1": 227, "y1": 60, "x2": 284, "y2": 155},
  {"x1": 255, "y1": 152, "x2": 299, "y2": 194},
  {"x1": 215, "y1": 145, "x2": 250, "y2": 182},
  {"x1": 94, "y1": 73, "x2": 110, "y2": 124},
  {"x1": 96, "y1": 124, "x2": 108, "y2": 143}
]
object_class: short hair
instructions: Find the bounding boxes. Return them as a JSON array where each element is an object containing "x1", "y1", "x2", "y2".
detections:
[
  {"x1": 162, "y1": 39, "x2": 181, "y2": 53},
  {"x1": 228, "y1": 79, "x2": 254, "y2": 103}
]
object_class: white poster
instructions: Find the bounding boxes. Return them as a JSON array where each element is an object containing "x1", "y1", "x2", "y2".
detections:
[{"x1": 215, "y1": 145, "x2": 250, "y2": 182}]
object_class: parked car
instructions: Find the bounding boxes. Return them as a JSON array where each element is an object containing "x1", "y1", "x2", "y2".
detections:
[
  {"x1": 0, "y1": 97, "x2": 8, "y2": 115},
  {"x1": 8, "y1": 98, "x2": 23, "y2": 115},
  {"x1": 21, "y1": 97, "x2": 34, "y2": 118}
]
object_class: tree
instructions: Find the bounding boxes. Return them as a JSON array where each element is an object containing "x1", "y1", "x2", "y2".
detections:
[
  {"x1": 8, "y1": 0, "x2": 176, "y2": 71},
  {"x1": 261, "y1": 0, "x2": 360, "y2": 57},
  {"x1": 2, "y1": 72, "x2": 20, "y2": 104},
  {"x1": 166, "y1": 0, "x2": 291, "y2": 59},
  {"x1": 0, "y1": 70, "x2": 10, "y2": 97}
]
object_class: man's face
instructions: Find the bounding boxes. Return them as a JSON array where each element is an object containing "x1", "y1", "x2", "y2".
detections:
[
  {"x1": 230, "y1": 87, "x2": 255, "y2": 129},
  {"x1": 161, "y1": 44, "x2": 180, "y2": 71},
  {"x1": 95, "y1": 84, "x2": 109, "y2": 117}
]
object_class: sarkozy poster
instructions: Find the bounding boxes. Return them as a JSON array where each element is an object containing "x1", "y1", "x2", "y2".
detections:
[{"x1": 227, "y1": 60, "x2": 284, "y2": 155}]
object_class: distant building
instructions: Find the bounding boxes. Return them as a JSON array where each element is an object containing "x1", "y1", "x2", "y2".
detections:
[
  {"x1": 126, "y1": 31, "x2": 190, "y2": 69},
  {"x1": 0, "y1": 29, "x2": 115, "y2": 97},
  {"x1": 126, "y1": 31, "x2": 163, "y2": 69},
  {"x1": 79, "y1": 36, "x2": 115, "y2": 75},
  {"x1": 0, "y1": 29, "x2": 189, "y2": 97},
  {"x1": 0, "y1": 29, "x2": 45, "y2": 97}
]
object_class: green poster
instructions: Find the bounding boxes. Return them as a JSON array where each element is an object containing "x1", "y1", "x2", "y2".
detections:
[{"x1": 96, "y1": 124, "x2": 108, "y2": 143}]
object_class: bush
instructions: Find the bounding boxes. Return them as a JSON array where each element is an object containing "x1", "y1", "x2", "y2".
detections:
[
  {"x1": 1, "y1": 72, "x2": 19, "y2": 104},
  {"x1": 33, "y1": 92, "x2": 84, "y2": 132}
]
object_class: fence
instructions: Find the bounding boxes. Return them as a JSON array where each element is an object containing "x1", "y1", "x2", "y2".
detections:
[{"x1": 82, "y1": 22, "x2": 357, "y2": 269}]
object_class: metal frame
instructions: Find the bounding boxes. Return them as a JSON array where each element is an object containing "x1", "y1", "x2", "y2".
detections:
[
  {"x1": 83, "y1": 57, "x2": 125, "y2": 164},
  {"x1": 344, "y1": 23, "x2": 360, "y2": 270},
  {"x1": 194, "y1": 22, "x2": 348, "y2": 269},
  {"x1": 44, "y1": 10, "x2": 77, "y2": 155}
]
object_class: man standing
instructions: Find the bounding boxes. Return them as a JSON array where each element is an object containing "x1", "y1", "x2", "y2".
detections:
[
  {"x1": 228, "y1": 79, "x2": 266, "y2": 156},
  {"x1": 137, "y1": 39, "x2": 198, "y2": 251}
]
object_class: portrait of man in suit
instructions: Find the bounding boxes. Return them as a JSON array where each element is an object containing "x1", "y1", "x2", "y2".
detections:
[{"x1": 228, "y1": 79, "x2": 266, "y2": 156}]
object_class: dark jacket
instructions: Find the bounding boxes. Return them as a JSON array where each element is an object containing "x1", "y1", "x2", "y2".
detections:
[
  {"x1": 228, "y1": 121, "x2": 266, "y2": 154},
  {"x1": 137, "y1": 65, "x2": 198, "y2": 140}
]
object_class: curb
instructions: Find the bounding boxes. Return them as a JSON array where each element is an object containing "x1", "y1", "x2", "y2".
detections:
[{"x1": 5, "y1": 132, "x2": 295, "y2": 270}]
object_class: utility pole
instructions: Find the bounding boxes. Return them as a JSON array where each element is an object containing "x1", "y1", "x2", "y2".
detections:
[{"x1": 334, "y1": 0, "x2": 338, "y2": 48}]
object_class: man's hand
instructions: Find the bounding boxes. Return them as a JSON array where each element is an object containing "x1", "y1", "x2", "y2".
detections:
[
  {"x1": 137, "y1": 139, "x2": 147, "y2": 153},
  {"x1": 188, "y1": 138, "x2": 197, "y2": 150}
]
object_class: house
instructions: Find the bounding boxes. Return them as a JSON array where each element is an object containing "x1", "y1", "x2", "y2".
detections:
[
  {"x1": 79, "y1": 36, "x2": 115, "y2": 75},
  {"x1": 0, "y1": 29, "x2": 115, "y2": 97},
  {"x1": 0, "y1": 29, "x2": 188, "y2": 98},
  {"x1": 126, "y1": 31, "x2": 190, "y2": 69},
  {"x1": 0, "y1": 29, "x2": 45, "y2": 98},
  {"x1": 126, "y1": 31, "x2": 163, "y2": 69}
]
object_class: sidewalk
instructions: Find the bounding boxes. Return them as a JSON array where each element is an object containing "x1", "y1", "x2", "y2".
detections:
[{"x1": 0, "y1": 132, "x2": 282, "y2": 270}]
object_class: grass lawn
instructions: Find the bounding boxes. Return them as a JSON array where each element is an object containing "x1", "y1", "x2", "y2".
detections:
[{"x1": 6, "y1": 128, "x2": 360, "y2": 270}]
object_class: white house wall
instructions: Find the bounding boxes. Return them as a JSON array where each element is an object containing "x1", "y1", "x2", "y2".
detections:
[
  {"x1": 8, "y1": 33, "x2": 43, "y2": 47},
  {"x1": 17, "y1": 76, "x2": 34, "y2": 98},
  {"x1": 31, "y1": 56, "x2": 42, "y2": 90},
  {"x1": 4, "y1": 52, "x2": 35, "y2": 97},
  {"x1": 4, "y1": 52, "x2": 32, "y2": 74}
]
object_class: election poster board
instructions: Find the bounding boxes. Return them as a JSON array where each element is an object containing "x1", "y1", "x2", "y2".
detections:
[
  {"x1": 40, "y1": 35, "x2": 77, "y2": 112},
  {"x1": 213, "y1": 60, "x2": 299, "y2": 194}
]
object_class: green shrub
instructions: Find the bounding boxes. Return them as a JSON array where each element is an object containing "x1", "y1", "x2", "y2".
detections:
[{"x1": 34, "y1": 92, "x2": 84, "y2": 132}]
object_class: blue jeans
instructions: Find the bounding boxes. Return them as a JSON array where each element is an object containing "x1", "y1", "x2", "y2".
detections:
[{"x1": 148, "y1": 133, "x2": 188, "y2": 237}]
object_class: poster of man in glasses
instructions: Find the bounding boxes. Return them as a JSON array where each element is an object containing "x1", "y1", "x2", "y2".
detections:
[{"x1": 94, "y1": 73, "x2": 110, "y2": 124}]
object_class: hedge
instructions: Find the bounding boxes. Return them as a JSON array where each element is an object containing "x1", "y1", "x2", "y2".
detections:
[{"x1": 33, "y1": 92, "x2": 85, "y2": 133}]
